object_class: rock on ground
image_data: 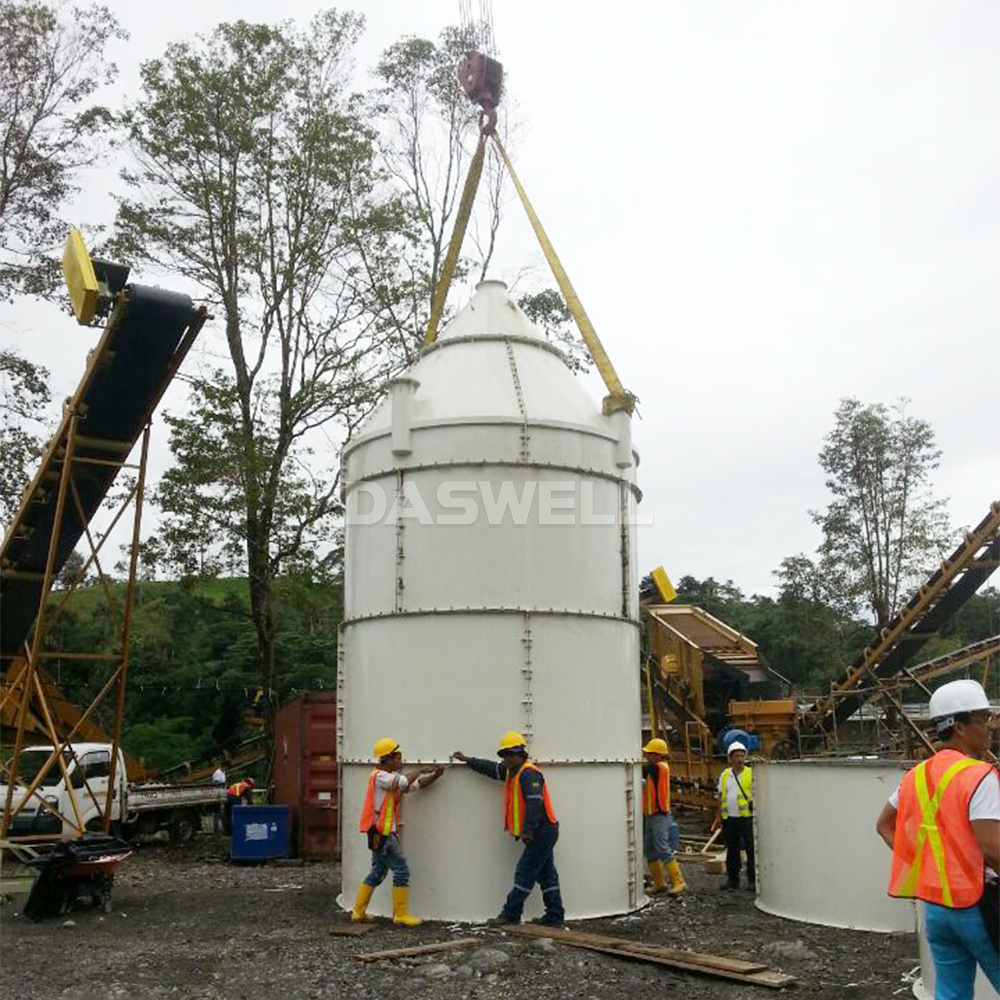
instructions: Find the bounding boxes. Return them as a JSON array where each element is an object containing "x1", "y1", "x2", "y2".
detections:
[{"x1": 467, "y1": 946, "x2": 512, "y2": 972}]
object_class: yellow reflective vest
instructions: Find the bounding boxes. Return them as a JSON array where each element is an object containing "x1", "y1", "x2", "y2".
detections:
[{"x1": 720, "y1": 766, "x2": 753, "y2": 819}]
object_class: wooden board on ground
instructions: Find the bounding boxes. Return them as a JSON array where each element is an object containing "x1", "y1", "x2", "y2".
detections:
[
  {"x1": 505, "y1": 924, "x2": 796, "y2": 989},
  {"x1": 329, "y1": 923, "x2": 376, "y2": 936},
  {"x1": 356, "y1": 938, "x2": 480, "y2": 962},
  {"x1": 0, "y1": 876, "x2": 35, "y2": 894}
]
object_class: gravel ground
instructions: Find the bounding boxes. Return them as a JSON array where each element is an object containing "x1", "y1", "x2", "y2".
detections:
[{"x1": 0, "y1": 835, "x2": 920, "y2": 1000}]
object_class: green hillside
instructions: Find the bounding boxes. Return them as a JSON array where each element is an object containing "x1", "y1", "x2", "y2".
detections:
[{"x1": 44, "y1": 575, "x2": 342, "y2": 771}]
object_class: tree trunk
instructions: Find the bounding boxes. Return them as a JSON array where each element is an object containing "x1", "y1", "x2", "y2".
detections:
[{"x1": 247, "y1": 536, "x2": 276, "y2": 770}]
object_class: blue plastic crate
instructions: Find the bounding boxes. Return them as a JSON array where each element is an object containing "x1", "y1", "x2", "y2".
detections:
[{"x1": 230, "y1": 805, "x2": 290, "y2": 862}]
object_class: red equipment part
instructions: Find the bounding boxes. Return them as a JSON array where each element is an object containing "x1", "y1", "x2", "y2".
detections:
[{"x1": 458, "y1": 51, "x2": 503, "y2": 135}]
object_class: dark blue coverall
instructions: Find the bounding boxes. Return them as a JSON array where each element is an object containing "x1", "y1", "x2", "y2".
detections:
[{"x1": 465, "y1": 756, "x2": 565, "y2": 924}]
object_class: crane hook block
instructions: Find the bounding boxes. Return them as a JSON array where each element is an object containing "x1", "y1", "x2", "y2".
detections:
[{"x1": 458, "y1": 51, "x2": 503, "y2": 135}]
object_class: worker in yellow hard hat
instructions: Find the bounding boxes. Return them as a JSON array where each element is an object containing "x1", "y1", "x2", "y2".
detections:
[
  {"x1": 452, "y1": 731, "x2": 564, "y2": 926},
  {"x1": 349, "y1": 737, "x2": 444, "y2": 927},
  {"x1": 642, "y1": 737, "x2": 685, "y2": 896}
]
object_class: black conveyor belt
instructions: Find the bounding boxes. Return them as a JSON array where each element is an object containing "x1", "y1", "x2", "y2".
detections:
[{"x1": 0, "y1": 285, "x2": 203, "y2": 661}]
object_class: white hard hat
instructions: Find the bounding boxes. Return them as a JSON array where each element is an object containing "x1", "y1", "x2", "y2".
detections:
[
  {"x1": 928, "y1": 679, "x2": 991, "y2": 732},
  {"x1": 727, "y1": 741, "x2": 748, "y2": 756}
]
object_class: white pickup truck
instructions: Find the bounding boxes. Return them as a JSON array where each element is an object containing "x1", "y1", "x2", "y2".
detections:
[{"x1": 1, "y1": 742, "x2": 227, "y2": 843}]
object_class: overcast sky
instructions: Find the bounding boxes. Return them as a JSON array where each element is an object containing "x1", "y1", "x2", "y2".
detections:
[{"x1": 2, "y1": 0, "x2": 997, "y2": 598}]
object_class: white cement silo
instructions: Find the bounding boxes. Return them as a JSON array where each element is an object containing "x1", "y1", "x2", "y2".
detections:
[
  {"x1": 337, "y1": 280, "x2": 644, "y2": 921},
  {"x1": 755, "y1": 759, "x2": 914, "y2": 933}
]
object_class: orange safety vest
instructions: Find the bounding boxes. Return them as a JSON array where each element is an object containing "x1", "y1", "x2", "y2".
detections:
[
  {"x1": 643, "y1": 761, "x2": 671, "y2": 817},
  {"x1": 888, "y1": 748, "x2": 994, "y2": 909},
  {"x1": 227, "y1": 781, "x2": 250, "y2": 798},
  {"x1": 504, "y1": 761, "x2": 557, "y2": 838},
  {"x1": 359, "y1": 769, "x2": 400, "y2": 836}
]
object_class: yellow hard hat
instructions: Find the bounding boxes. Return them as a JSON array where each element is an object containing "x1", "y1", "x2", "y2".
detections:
[
  {"x1": 373, "y1": 737, "x2": 400, "y2": 759},
  {"x1": 497, "y1": 731, "x2": 527, "y2": 755},
  {"x1": 643, "y1": 738, "x2": 669, "y2": 755}
]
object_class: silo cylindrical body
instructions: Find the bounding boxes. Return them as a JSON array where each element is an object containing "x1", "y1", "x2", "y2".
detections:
[
  {"x1": 337, "y1": 281, "x2": 644, "y2": 920},
  {"x1": 755, "y1": 759, "x2": 915, "y2": 933}
]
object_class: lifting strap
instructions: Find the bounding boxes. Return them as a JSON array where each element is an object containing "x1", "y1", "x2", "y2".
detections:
[
  {"x1": 422, "y1": 134, "x2": 487, "y2": 348},
  {"x1": 421, "y1": 130, "x2": 633, "y2": 416},
  {"x1": 491, "y1": 134, "x2": 632, "y2": 415}
]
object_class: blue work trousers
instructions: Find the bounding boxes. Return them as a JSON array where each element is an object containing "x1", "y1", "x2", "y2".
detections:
[
  {"x1": 502, "y1": 822, "x2": 564, "y2": 921},
  {"x1": 643, "y1": 812, "x2": 677, "y2": 863},
  {"x1": 924, "y1": 901, "x2": 1000, "y2": 1000},
  {"x1": 363, "y1": 833, "x2": 410, "y2": 888}
]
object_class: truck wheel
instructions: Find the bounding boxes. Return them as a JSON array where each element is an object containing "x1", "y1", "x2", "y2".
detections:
[{"x1": 169, "y1": 810, "x2": 197, "y2": 843}]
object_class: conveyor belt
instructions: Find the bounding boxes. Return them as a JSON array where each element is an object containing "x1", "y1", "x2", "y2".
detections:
[
  {"x1": 0, "y1": 285, "x2": 206, "y2": 661},
  {"x1": 801, "y1": 502, "x2": 1000, "y2": 736}
]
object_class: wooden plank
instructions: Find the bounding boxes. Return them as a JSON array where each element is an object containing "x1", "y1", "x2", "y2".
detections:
[
  {"x1": 504, "y1": 925, "x2": 795, "y2": 989},
  {"x1": 564, "y1": 942, "x2": 796, "y2": 989},
  {"x1": 356, "y1": 938, "x2": 480, "y2": 962},
  {"x1": 508, "y1": 924, "x2": 767, "y2": 974},
  {"x1": 699, "y1": 827, "x2": 722, "y2": 853},
  {"x1": 0, "y1": 876, "x2": 35, "y2": 894},
  {"x1": 609, "y1": 941, "x2": 767, "y2": 974}
]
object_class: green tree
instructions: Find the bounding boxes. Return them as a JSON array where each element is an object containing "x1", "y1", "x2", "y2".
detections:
[
  {"x1": 518, "y1": 289, "x2": 592, "y2": 372},
  {"x1": 0, "y1": 0, "x2": 124, "y2": 297},
  {"x1": 0, "y1": 348, "x2": 50, "y2": 523},
  {"x1": 946, "y1": 587, "x2": 999, "y2": 644},
  {"x1": 813, "y1": 398, "x2": 951, "y2": 627},
  {"x1": 673, "y1": 575, "x2": 746, "y2": 622},
  {"x1": 113, "y1": 14, "x2": 412, "y2": 740},
  {"x1": 56, "y1": 549, "x2": 86, "y2": 590},
  {"x1": 122, "y1": 716, "x2": 199, "y2": 773},
  {"x1": 762, "y1": 555, "x2": 870, "y2": 686}
]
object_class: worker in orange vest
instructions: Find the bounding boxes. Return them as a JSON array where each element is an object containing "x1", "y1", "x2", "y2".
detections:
[
  {"x1": 223, "y1": 777, "x2": 255, "y2": 834},
  {"x1": 349, "y1": 737, "x2": 443, "y2": 927},
  {"x1": 452, "y1": 731, "x2": 564, "y2": 926},
  {"x1": 876, "y1": 679, "x2": 999, "y2": 1000},
  {"x1": 642, "y1": 737, "x2": 685, "y2": 895}
]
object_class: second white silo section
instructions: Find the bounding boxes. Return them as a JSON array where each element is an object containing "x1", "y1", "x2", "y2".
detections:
[
  {"x1": 337, "y1": 281, "x2": 644, "y2": 921},
  {"x1": 755, "y1": 759, "x2": 915, "y2": 933}
]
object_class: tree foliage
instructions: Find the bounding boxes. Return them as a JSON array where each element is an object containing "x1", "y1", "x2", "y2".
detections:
[
  {"x1": 0, "y1": 347, "x2": 51, "y2": 523},
  {"x1": 518, "y1": 289, "x2": 592, "y2": 372},
  {"x1": 0, "y1": 0, "x2": 124, "y2": 297},
  {"x1": 113, "y1": 14, "x2": 413, "y2": 731},
  {"x1": 47, "y1": 575, "x2": 341, "y2": 772},
  {"x1": 812, "y1": 398, "x2": 951, "y2": 627}
]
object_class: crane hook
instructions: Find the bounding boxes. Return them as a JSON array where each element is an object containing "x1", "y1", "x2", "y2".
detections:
[{"x1": 458, "y1": 51, "x2": 503, "y2": 136}]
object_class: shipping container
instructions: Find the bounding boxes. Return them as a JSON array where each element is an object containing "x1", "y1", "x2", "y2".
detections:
[{"x1": 272, "y1": 692, "x2": 339, "y2": 859}]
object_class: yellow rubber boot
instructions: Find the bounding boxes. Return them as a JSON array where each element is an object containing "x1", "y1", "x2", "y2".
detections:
[
  {"x1": 647, "y1": 860, "x2": 668, "y2": 895},
  {"x1": 666, "y1": 859, "x2": 686, "y2": 896},
  {"x1": 351, "y1": 882, "x2": 375, "y2": 923},
  {"x1": 392, "y1": 886, "x2": 422, "y2": 927}
]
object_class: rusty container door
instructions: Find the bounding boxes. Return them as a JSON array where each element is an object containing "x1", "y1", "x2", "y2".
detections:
[{"x1": 272, "y1": 692, "x2": 339, "y2": 859}]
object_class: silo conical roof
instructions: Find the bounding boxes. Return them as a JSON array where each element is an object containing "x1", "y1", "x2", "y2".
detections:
[{"x1": 435, "y1": 279, "x2": 545, "y2": 343}]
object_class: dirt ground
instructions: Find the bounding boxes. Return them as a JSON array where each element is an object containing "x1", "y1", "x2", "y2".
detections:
[{"x1": 1, "y1": 835, "x2": 920, "y2": 1000}]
